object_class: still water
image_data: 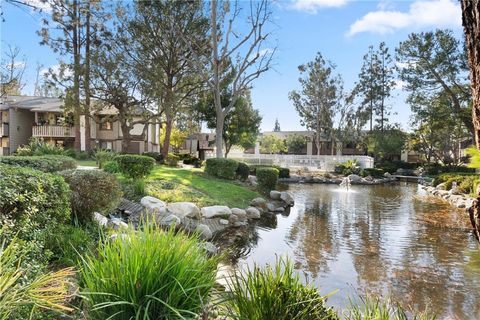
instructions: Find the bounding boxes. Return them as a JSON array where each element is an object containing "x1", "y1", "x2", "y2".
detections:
[{"x1": 220, "y1": 183, "x2": 480, "y2": 319}]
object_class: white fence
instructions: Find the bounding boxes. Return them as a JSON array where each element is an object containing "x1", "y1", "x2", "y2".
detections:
[{"x1": 206, "y1": 152, "x2": 374, "y2": 171}]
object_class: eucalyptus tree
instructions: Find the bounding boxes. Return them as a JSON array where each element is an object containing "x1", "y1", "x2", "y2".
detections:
[
  {"x1": 396, "y1": 30, "x2": 472, "y2": 137},
  {"x1": 274, "y1": 119, "x2": 281, "y2": 132},
  {"x1": 0, "y1": 45, "x2": 26, "y2": 96},
  {"x1": 127, "y1": 0, "x2": 208, "y2": 158},
  {"x1": 289, "y1": 52, "x2": 341, "y2": 155}
]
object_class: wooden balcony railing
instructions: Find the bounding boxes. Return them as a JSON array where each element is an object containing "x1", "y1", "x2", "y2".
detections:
[
  {"x1": 32, "y1": 125, "x2": 75, "y2": 137},
  {"x1": 0, "y1": 123, "x2": 7, "y2": 136}
]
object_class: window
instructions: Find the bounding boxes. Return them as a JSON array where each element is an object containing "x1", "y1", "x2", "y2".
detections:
[
  {"x1": 100, "y1": 141, "x2": 113, "y2": 150},
  {"x1": 99, "y1": 116, "x2": 113, "y2": 130}
]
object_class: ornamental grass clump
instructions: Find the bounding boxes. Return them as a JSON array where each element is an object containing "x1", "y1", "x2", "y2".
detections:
[
  {"x1": 225, "y1": 257, "x2": 338, "y2": 320},
  {"x1": 79, "y1": 224, "x2": 218, "y2": 320}
]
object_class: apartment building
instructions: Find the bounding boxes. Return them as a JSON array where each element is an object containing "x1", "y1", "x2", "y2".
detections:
[{"x1": 0, "y1": 95, "x2": 160, "y2": 155}]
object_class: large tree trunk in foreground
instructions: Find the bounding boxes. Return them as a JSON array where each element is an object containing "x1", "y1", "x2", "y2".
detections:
[
  {"x1": 162, "y1": 117, "x2": 173, "y2": 158},
  {"x1": 462, "y1": 0, "x2": 480, "y2": 243}
]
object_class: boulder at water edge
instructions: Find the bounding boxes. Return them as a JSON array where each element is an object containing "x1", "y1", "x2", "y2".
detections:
[
  {"x1": 161, "y1": 214, "x2": 181, "y2": 227},
  {"x1": 167, "y1": 202, "x2": 200, "y2": 219},
  {"x1": 231, "y1": 208, "x2": 247, "y2": 220},
  {"x1": 141, "y1": 196, "x2": 167, "y2": 211},
  {"x1": 270, "y1": 190, "x2": 282, "y2": 200},
  {"x1": 107, "y1": 218, "x2": 129, "y2": 230},
  {"x1": 347, "y1": 174, "x2": 362, "y2": 183},
  {"x1": 280, "y1": 191, "x2": 295, "y2": 206},
  {"x1": 201, "y1": 205, "x2": 232, "y2": 219},
  {"x1": 196, "y1": 224, "x2": 213, "y2": 240},
  {"x1": 245, "y1": 206, "x2": 261, "y2": 219},
  {"x1": 93, "y1": 212, "x2": 108, "y2": 227},
  {"x1": 250, "y1": 197, "x2": 267, "y2": 211}
]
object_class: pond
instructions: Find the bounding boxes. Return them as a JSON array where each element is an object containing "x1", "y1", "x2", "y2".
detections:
[{"x1": 219, "y1": 183, "x2": 480, "y2": 319}]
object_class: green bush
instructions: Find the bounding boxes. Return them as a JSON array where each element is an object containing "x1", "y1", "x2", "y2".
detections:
[
  {"x1": 256, "y1": 167, "x2": 279, "y2": 191},
  {"x1": 0, "y1": 155, "x2": 77, "y2": 172},
  {"x1": 182, "y1": 154, "x2": 202, "y2": 167},
  {"x1": 226, "y1": 257, "x2": 338, "y2": 320},
  {"x1": 165, "y1": 153, "x2": 180, "y2": 167},
  {"x1": 60, "y1": 170, "x2": 122, "y2": 222},
  {"x1": 205, "y1": 158, "x2": 239, "y2": 180},
  {"x1": 361, "y1": 168, "x2": 384, "y2": 178},
  {"x1": 93, "y1": 149, "x2": 117, "y2": 168},
  {"x1": 80, "y1": 224, "x2": 218, "y2": 320},
  {"x1": 142, "y1": 152, "x2": 164, "y2": 163},
  {"x1": 116, "y1": 154, "x2": 155, "y2": 179},
  {"x1": 432, "y1": 173, "x2": 480, "y2": 195},
  {"x1": 14, "y1": 137, "x2": 66, "y2": 156},
  {"x1": 375, "y1": 160, "x2": 418, "y2": 174},
  {"x1": 102, "y1": 160, "x2": 120, "y2": 174},
  {"x1": 0, "y1": 164, "x2": 71, "y2": 269},
  {"x1": 236, "y1": 162, "x2": 250, "y2": 181},
  {"x1": 249, "y1": 165, "x2": 289, "y2": 178},
  {"x1": 334, "y1": 164, "x2": 346, "y2": 174}
]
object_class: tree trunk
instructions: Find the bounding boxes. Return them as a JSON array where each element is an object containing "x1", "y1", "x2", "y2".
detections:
[
  {"x1": 215, "y1": 111, "x2": 224, "y2": 158},
  {"x1": 119, "y1": 110, "x2": 131, "y2": 153},
  {"x1": 83, "y1": 0, "x2": 91, "y2": 151},
  {"x1": 162, "y1": 116, "x2": 173, "y2": 158},
  {"x1": 211, "y1": 0, "x2": 224, "y2": 159},
  {"x1": 72, "y1": 0, "x2": 81, "y2": 151},
  {"x1": 462, "y1": 0, "x2": 480, "y2": 244}
]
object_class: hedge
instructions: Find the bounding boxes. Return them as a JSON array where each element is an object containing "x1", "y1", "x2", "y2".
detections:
[
  {"x1": 60, "y1": 169, "x2": 122, "y2": 222},
  {"x1": 0, "y1": 155, "x2": 77, "y2": 172},
  {"x1": 205, "y1": 158, "x2": 239, "y2": 180},
  {"x1": 165, "y1": 153, "x2": 180, "y2": 167},
  {"x1": 236, "y1": 162, "x2": 250, "y2": 181},
  {"x1": 256, "y1": 167, "x2": 279, "y2": 191},
  {"x1": 249, "y1": 164, "x2": 289, "y2": 179},
  {"x1": 143, "y1": 152, "x2": 164, "y2": 163},
  {"x1": 116, "y1": 154, "x2": 155, "y2": 179},
  {"x1": 103, "y1": 160, "x2": 120, "y2": 174}
]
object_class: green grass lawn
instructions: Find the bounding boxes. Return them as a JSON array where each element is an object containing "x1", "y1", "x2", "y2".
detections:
[
  {"x1": 76, "y1": 159, "x2": 97, "y2": 167},
  {"x1": 145, "y1": 166, "x2": 260, "y2": 208}
]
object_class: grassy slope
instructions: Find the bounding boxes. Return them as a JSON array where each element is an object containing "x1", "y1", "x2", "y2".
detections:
[
  {"x1": 76, "y1": 159, "x2": 97, "y2": 167},
  {"x1": 145, "y1": 166, "x2": 260, "y2": 208}
]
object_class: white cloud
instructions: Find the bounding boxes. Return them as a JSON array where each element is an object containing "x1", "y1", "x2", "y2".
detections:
[
  {"x1": 290, "y1": 0, "x2": 349, "y2": 14},
  {"x1": 24, "y1": 0, "x2": 52, "y2": 13},
  {"x1": 394, "y1": 80, "x2": 406, "y2": 90},
  {"x1": 347, "y1": 0, "x2": 461, "y2": 36},
  {"x1": 41, "y1": 64, "x2": 72, "y2": 79},
  {"x1": 258, "y1": 48, "x2": 274, "y2": 57}
]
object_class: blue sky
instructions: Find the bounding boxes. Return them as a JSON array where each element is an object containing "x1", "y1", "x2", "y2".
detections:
[{"x1": 1, "y1": 0, "x2": 464, "y2": 132}]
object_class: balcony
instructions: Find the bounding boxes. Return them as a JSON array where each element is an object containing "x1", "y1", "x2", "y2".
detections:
[
  {"x1": 0, "y1": 123, "x2": 8, "y2": 137},
  {"x1": 32, "y1": 125, "x2": 75, "y2": 138}
]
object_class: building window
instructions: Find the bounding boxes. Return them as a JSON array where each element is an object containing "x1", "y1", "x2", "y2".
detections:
[
  {"x1": 99, "y1": 117, "x2": 113, "y2": 130},
  {"x1": 100, "y1": 140, "x2": 113, "y2": 150}
]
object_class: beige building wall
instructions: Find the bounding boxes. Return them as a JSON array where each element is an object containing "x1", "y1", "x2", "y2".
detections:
[{"x1": 8, "y1": 108, "x2": 34, "y2": 153}]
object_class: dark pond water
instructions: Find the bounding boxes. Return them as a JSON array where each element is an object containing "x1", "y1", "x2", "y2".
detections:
[{"x1": 219, "y1": 183, "x2": 480, "y2": 320}]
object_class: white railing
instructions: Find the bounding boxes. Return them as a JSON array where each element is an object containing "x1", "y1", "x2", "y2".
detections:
[
  {"x1": 32, "y1": 125, "x2": 75, "y2": 137},
  {"x1": 210, "y1": 153, "x2": 374, "y2": 171}
]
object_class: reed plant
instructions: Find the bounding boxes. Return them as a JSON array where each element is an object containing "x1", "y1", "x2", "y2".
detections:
[
  {"x1": 79, "y1": 223, "x2": 218, "y2": 320},
  {"x1": 224, "y1": 257, "x2": 338, "y2": 320}
]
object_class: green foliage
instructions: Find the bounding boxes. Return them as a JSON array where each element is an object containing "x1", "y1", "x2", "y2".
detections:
[
  {"x1": 103, "y1": 160, "x2": 120, "y2": 174},
  {"x1": 433, "y1": 173, "x2": 480, "y2": 195},
  {"x1": 256, "y1": 167, "x2": 279, "y2": 191},
  {"x1": 259, "y1": 134, "x2": 287, "y2": 154},
  {"x1": 165, "y1": 153, "x2": 180, "y2": 167},
  {"x1": 60, "y1": 170, "x2": 122, "y2": 222},
  {"x1": 225, "y1": 257, "x2": 338, "y2": 320},
  {"x1": 0, "y1": 155, "x2": 77, "y2": 172},
  {"x1": 0, "y1": 164, "x2": 71, "y2": 276},
  {"x1": 133, "y1": 179, "x2": 146, "y2": 197},
  {"x1": 0, "y1": 237, "x2": 74, "y2": 319},
  {"x1": 361, "y1": 168, "x2": 384, "y2": 178},
  {"x1": 286, "y1": 134, "x2": 307, "y2": 154},
  {"x1": 367, "y1": 128, "x2": 406, "y2": 161},
  {"x1": 45, "y1": 223, "x2": 98, "y2": 267},
  {"x1": 466, "y1": 147, "x2": 480, "y2": 169},
  {"x1": 182, "y1": 154, "x2": 202, "y2": 167},
  {"x1": 80, "y1": 224, "x2": 218, "y2": 320},
  {"x1": 142, "y1": 152, "x2": 164, "y2": 163},
  {"x1": 345, "y1": 294, "x2": 436, "y2": 320},
  {"x1": 375, "y1": 160, "x2": 417, "y2": 174},
  {"x1": 205, "y1": 158, "x2": 239, "y2": 180},
  {"x1": 341, "y1": 159, "x2": 361, "y2": 175},
  {"x1": 236, "y1": 162, "x2": 250, "y2": 181},
  {"x1": 14, "y1": 137, "x2": 66, "y2": 156},
  {"x1": 116, "y1": 154, "x2": 155, "y2": 179},
  {"x1": 249, "y1": 165, "x2": 289, "y2": 179},
  {"x1": 93, "y1": 149, "x2": 117, "y2": 168}
]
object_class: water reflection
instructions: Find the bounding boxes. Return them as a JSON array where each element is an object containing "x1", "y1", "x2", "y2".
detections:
[{"x1": 222, "y1": 183, "x2": 480, "y2": 319}]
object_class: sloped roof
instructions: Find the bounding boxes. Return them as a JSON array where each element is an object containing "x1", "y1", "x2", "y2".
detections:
[{"x1": 0, "y1": 95, "x2": 63, "y2": 111}]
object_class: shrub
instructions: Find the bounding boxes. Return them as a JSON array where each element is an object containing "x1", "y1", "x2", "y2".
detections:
[
  {"x1": 14, "y1": 137, "x2": 66, "y2": 156},
  {"x1": 334, "y1": 164, "x2": 346, "y2": 174},
  {"x1": 256, "y1": 167, "x2": 279, "y2": 191},
  {"x1": 165, "y1": 153, "x2": 180, "y2": 167},
  {"x1": 80, "y1": 224, "x2": 218, "y2": 320},
  {"x1": 116, "y1": 154, "x2": 155, "y2": 179},
  {"x1": 142, "y1": 151, "x2": 164, "y2": 163},
  {"x1": 205, "y1": 158, "x2": 239, "y2": 180},
  {"x1": 226, "y1": 257, "x2": 338, "y2": 320},
  {"x1": 60, "y1": 170, "x2": 122, "y2": 222},
  {"x1": 0, "y1": 155, "x2": 77, "y2": 172},
  {"x1": 0, "y1": 164, "x2": 71, "y2": 270},
  {"x1": 0, "y1": 237, "x2": 74, "y2": 319},
  {"x1": 93, "y1": 149, "x2": 117, "y2": 168},
  {"x1": 276, "y1": 166, "x2": 290, "y2": 178},
  {"x1": 182, "y1": 154, "x2": 202, "y2": 167},
  {"x1": 361, "y1": 168, "x2": 384, "y2": 178},
  {"x1": 102, "y1": 160, "x2": 120, "y2": 174},
  {"x1": 249, "y1": 165, "x2": 289, "y2": 178},
  {"x1": 236, "y1": 162, "x2": 250, "y2": 181},
  {"x1": 339, "y1": 159, "x2": 361, "y2": 175}
]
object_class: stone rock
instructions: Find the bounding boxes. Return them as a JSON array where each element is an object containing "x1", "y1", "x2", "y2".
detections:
[
  {"x1": 233, "y1": 221, "x2": 248, "y2": 227},
  {"x1": 196, "y1": 224, "x2": 213, "y2": 240},
  {"x1": 347, "y1": 174, "x2": 362, "y2": 183},
  {"x1": 270, "y1": 190, "x2": 282, "y2": 200},
  {"x1": 274, "y1": 206, "x2": 285, "y2": 213},
  {"x1": 280, "y1": 192, "x2": 295, "y2": 206},
  {"x1": 251, "y1": 197, "x2": 267, "y2": 207},
  {"x1": 267, "y1": 202, "x2": 276, "y2": 212},
  {"x1": 219, "y1": 219, "x2": 229, "y2": 225},
  {"x1": 248, "y1": 175, "x2": 258, "y2": 186},
  {"x1": 161, "y1": 214, "x2": 181, "y2": 227},
  {"x1": 167, "y1": 202, "x2": 200, "y2": 219},
  {"x1": 204, "y1": 242, "x2": 218, "y2": 255},
  {"x1": 364, "y1": 175, "x2": 373, "y2": 182},
  {"x1": 93, "y1": 212, "x2": 108, "y2": 227},
  {"x1": 141, "y1": 196, "x2": 167, "y2": 212},
  {"x1": 107, "y1": 218, "x2": 129, "y2": 230},
  {"x1": 228, "y1": 214, "x2": 239, "y2": 223},
  {"x1": 231, "y1": 208, "x2": 247, "y2": 220},
  {"x1": 245, "y1": 206, "x2": 261, "y2": 219},
  {"x1": 436, "y1": 183, "x2": 447, "y2": 190},
  {"x1": 201, "y1": 205, "x2": 232, "y2": 219},
  {"x1": 384, "y1": 172, "x2": 391, "y2": 177}
]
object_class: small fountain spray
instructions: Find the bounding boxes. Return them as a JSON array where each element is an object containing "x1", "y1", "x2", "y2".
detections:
[{"x1": 340, "y1": 176, "x2": 351, "y2": 190}]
